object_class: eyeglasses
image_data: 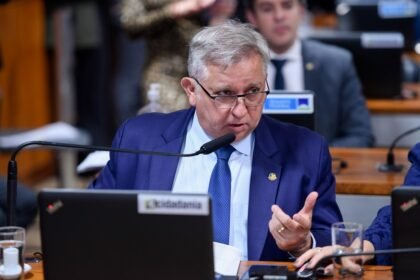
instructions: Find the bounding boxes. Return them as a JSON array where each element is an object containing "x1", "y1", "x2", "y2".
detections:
[{"x1": 192, "y1": 77, "x2": 270, "y2": 109}]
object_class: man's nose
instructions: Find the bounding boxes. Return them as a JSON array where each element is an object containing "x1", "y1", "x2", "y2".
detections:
[
  {"x1": 231, "y1": 97, "x2": 248, "y2": 116},
  {"x1": 274, "y1": 6, "x2": 286, "y2": 20}
]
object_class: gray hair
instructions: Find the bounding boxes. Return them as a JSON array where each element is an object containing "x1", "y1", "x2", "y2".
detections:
[{"x1": 187, "y1": 20, "x2": 270, "y2": 80}]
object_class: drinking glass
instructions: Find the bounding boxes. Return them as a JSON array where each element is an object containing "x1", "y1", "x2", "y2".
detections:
[
  {"x1": 331, "y1": 222, "x2": 364, "y2": 278},
  {"x1": 0, "y1": 227, "x2": 25, "y2": 280}
]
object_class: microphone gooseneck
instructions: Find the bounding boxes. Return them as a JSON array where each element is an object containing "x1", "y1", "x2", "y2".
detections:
[
  {"x1": 298, "y1": 247, "x2": 420, "y2": 279},
  {"x1": 325, "y1": 247, "x2": 420, "y2": 261},
  {"x1": 378, "y1": 126, "x2": 420, "y2": 173},
  {"x1": 6, "y1": 133, "x2": 236, "y2": 226}
]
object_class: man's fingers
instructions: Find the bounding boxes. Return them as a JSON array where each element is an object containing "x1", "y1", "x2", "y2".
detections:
[
  {"x1": 271, "y1": 205, "x2": 297, "y2": 229},
  {"x1": 292, "y1": 213, "x2": 311, "y2": 230},
  {"x1": 300, "y1": 191, "x2": 318, "y2": 215}
]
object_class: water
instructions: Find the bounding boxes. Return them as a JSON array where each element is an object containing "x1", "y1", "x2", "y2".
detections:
[{"x1": 334, "y1": 248, "x2": 364, "y2": 278}]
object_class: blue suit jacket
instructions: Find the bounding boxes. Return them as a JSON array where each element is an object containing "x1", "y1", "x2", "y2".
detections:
[
  {"x1": 90, "y1": 108, "x2": 342, "y2": 260},
  {"x1": 364, "y1": 142, "x2": 420, "y2": 265}
]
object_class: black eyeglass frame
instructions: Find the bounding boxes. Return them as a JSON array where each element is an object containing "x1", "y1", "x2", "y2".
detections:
[{"x1": 192, "y1": 77, "x2": 270, "y2": 108}]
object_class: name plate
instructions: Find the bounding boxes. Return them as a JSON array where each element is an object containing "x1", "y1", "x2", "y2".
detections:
[
  {"x1": 263, "y1": 93, "x2": 314, "y2": 114},
  {"x1": 138, "y1": 193, "x2": 209, "y2": 216},
  {"x1": 378, "y1": 0, "x2": 417, "y2": 19}
]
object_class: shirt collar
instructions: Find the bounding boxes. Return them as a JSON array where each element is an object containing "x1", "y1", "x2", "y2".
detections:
[
  {"x1": 189, "y1": 112, "x2": 253, "y2": 156},
  {"x1": 270, "y1": 39, "x2": 302, "y2": 62}
]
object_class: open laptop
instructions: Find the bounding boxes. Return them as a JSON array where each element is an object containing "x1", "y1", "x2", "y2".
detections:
[
  {"x1": 392, "y1": 186, "x2": 420, "y2": 280},
  {"x1": 263, "y1": 90, "x2": 315, "y2": 130},
  {"x1": 38, "y1": 189, "x2": 215, "y2": 280}
]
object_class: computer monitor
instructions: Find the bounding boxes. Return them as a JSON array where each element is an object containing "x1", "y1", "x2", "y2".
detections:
[
  {"x1": 336, "y1": 0, "x2": 418, "y2": 50},
  {"x1": 307, "y1": 30, "x2": 404, "y2": 99},
  {"x1": 263, "y1": 90, "x2": 315, "y2": 130},
  {"x1": 392, "y1": 186, "x2": 420, "y2": 280},
  {"x1": 38, "y1": 189, "x2": 215, "y2": 280}
]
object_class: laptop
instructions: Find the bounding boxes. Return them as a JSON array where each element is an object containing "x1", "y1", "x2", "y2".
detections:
[
  {"x1": 263, "y1": 90, "x2": 315, "y2": 130},
  {"x1": 392, "y1": 186, "x2": 420, "y2": 280},
  {"x1": 38, "y1": 189, "x2": 215, "y2": 280}
]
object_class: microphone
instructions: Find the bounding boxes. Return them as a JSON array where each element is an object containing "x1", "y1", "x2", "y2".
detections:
[
  {"x1": 378, "y1": 126, "x2": 420, "y2": 173},
  {"x1": 199, "y1": 133, "x2": 235, "y2": 154},
  {"x1": 6, "y1": 133, "x2": 235, "y2": 226},
  {"x1": 298, "y1": 247, "x2": 420, "y2": 279}
]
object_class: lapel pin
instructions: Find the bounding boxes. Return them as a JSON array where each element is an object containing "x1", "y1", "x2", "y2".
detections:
[
  {"x1": 268, "y1": 172, "x2": 277, "y2": 181},
  {"x1": 305, "y1": 62, "x2": 314, "y2": 71}
]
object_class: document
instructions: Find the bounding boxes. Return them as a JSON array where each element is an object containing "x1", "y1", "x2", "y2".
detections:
[{"x1": 213, "y1": 242, "x2": 242, "y2": 276}]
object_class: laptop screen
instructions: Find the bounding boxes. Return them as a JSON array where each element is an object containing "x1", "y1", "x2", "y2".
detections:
[
  {"x1": 392, "y1": 186, "x2": 420, "y2": 280},
  {"x1": 38, "y1": 189, "x2": 215, "y2": 280}
]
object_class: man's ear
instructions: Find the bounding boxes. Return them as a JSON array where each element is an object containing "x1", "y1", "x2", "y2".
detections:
[
  {"x1": 180, "y1": 77, "x2": 197, "y2": 106},
  {"x1": 246, "y1": 9, "x2": 257, "y2": 26}
]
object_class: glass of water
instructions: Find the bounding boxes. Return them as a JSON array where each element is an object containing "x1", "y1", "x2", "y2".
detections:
[
  {"x1": 331, "y1": 222, "x2": 364, "y2": 278},
  {"x1": 0, "y1": 227, "x2": 25, "y2": 280}
]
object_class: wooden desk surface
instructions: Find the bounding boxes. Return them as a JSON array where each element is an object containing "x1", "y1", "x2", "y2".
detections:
[
  {"x1": 240, "y1": 261, "x2": 392, "y2": 280},
  {"x1": 367, "y1": 83, "x2": 420, "y2": 114},
  {"x1": 331, "y1": 147, "x2": 409, "y2": 195},
  {"x1": 25, "y1": 261, "x2": 393, "y2": 280}
]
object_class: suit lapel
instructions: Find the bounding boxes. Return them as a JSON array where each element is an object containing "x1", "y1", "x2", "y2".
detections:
[
  {"x1": 302, "y1": 40, "x2": 320, "y2": 94},
  {"x1": 247, "y1": 118, "x2": 283, "y2": 260},
  {"x1": 148, "y1": 109, "x2": 195, "y2": 191}
]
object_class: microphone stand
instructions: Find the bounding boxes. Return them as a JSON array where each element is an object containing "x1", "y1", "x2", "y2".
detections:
[
  {"x1": 327, "y1": 247, "x2": 420, "y2": 260},
  {"x1": 6, "y1": 133, "x2": 235, "y2": 226},
  {"x1": 306, "y1": 247, "x2": 420, "y2": 278},
  {"x1": 378, "y1": 126, "x2": 420, "y2": 173}
]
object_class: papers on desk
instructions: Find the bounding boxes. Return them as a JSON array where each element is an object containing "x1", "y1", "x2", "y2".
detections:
[
  {"x1": 0, "y1": 121, "x2": 90, "y2": 148},
  {"x1": 76, "y1": 151, "x2": 109, "y2": 174},
  {"x1": 213, "y1": 242, "x2": 242, "y2": 276}
]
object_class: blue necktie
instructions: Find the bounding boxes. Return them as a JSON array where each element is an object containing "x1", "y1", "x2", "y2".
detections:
[
  {"x1": 271, "y1": 59, "x2": 287, "y2": 90},
  {"x1": 208, "y1": 145, "x2": 235, "y2": 244}
]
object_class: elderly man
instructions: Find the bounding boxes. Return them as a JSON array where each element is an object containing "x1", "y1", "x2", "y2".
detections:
[{"x1": 89, "y1": 20, "x2": 342, "y2": 261}]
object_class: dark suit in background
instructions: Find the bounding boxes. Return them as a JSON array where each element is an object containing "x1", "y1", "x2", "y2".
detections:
[{"x1": 301, "y1": 40, "x2": 374, "y2": 147}]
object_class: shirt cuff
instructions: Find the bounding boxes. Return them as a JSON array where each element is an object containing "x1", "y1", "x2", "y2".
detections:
[{"x1": 287, "y1": 232, "x2": 316, "y2": 260}]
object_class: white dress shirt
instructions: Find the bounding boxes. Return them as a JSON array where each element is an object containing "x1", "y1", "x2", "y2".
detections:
[
  {"x1": 172, "y1": 112, "x2": 254, "y2": 260},
  {"x1": 268, "y1": 39, "x2": 304, "y2": 91}
]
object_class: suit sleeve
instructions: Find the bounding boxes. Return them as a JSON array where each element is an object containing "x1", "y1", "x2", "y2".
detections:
[
  {"x1": 330, "y1": 53, "x2": 375, "y2": 147},
  {"x1": 404, "y1": 143, "x2": 420, "y2": 185},
  {"x1": 88, "y1": 121, "x2": 128, "y2": 189},
  {"x1": 364, "y1": 205, "x2": 393, "y2": 265},
  {"x1": 311, "y1": 140, "x2": 343, "y2": 246}
]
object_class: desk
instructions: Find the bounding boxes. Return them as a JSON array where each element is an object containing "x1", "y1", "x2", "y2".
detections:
[
  {"x1": 240, "y1": 262, "x2": 392, "y2": 280},
  {"x1": 330, "y1": 148, "x2": 409, "y2": 195},
  {"x1": 367, "y1": 83, "x2": 420, "y2": 114},
  {"x1": 25, "y1": 261, "x2": 393, "y2": 280}
]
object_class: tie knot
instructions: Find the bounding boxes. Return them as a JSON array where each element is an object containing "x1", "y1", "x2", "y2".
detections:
[
  {"x1": 271, "y1": 59, "x2": 287, "y2": 70},
  {"x1": 215, "y1": 145, "x2": 235, "y2": 160}
]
